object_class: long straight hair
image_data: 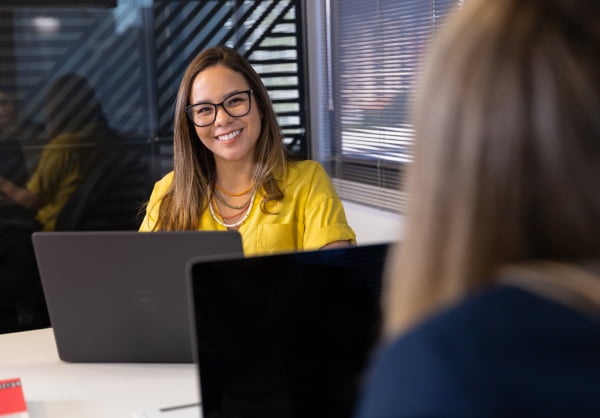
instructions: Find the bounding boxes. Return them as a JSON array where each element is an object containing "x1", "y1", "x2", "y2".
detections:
[
  {"x1": 152, "y1": 46, "x2": 288, "y2": 230},
  {"x1": 385, "y1": 0, "x2": 600, "y2": 336}
]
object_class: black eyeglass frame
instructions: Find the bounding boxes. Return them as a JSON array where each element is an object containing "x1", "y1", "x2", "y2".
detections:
[{"x1": 185, "y1": 89, "x2": 253, "y2": 127}]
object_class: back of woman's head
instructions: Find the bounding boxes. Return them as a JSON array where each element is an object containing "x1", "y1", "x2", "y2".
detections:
[
  {"x1": 44, "y1": 73, "x2": 109, "y2": 138},
  {"x1": 387, "y1": 0, "x2": 600, "y2": 334}
]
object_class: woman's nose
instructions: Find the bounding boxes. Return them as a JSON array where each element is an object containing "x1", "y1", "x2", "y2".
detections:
[{"x1": 213, "y1": 104, "x2": 233, "y2": 126}]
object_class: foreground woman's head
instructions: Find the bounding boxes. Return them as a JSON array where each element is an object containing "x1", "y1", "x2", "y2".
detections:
[{"x1": 386, "y1": 0, "x2": 600, "y2": 335}]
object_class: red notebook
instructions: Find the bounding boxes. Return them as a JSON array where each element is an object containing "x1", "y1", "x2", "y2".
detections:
[{"x1": 0, "y1": 378, "x2": 28, "y2": 417}]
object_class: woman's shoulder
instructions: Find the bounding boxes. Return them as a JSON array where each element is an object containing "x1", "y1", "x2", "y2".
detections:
[
  {"x1": 287, "y1": 159, "x2": 324, "y2": 174},
  {"x1": 357, "y1": 286, "x2": 600, "y2": 417},
  {"x1": 157, "y1": 170, "x2": 175, "y2": 182},
  {"x1": 284, "y1": 159, "x2": 328, "y2": 185},
  {"x1": 399, "y1": 285, "x2": 600, "y2": 351},
  {"x1": 152, "y1": 170, "x2": 175, "y2": 193}
]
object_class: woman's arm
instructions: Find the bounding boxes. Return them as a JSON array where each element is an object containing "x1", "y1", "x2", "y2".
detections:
[
  {"x1": 321, "y1": 240, "x2": 353, "y2": 250},
  {"x1": 0, "y1": 176, "x2": 39, "y2": 210},
  {"x1": 299, "y1": 161, "x2": 357, "y2": 249}
]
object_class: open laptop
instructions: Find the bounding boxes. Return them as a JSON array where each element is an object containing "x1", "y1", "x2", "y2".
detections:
[
  {"x1": 31, "y1": 230, "x2": 243, "y2": 363},
  {"x1": 187, "y1": 243, "x2": 390, "y2": 418}
]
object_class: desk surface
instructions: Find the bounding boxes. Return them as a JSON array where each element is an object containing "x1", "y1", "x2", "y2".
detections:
[{"x1": 0, "y1": 328, "x2": 199, "y2": 418}]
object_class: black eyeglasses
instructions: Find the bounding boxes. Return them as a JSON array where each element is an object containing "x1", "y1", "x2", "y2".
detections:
[{"x1": 185, "y1": 89, "x2": 253, "y2": 127}]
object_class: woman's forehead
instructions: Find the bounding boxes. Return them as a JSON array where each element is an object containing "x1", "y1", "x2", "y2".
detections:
[{"x1": 190, "y1": 65, "x2": 249, "y2": 103}]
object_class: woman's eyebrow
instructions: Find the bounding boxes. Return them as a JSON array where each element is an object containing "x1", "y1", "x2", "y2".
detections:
[{"x1": 192, "y1": 88, "x2": 248, "y2": 105}]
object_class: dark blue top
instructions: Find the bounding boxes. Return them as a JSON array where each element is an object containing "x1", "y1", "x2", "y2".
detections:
[{"x1": 355, "y1": 285, "x2": 600, "y2": 418}]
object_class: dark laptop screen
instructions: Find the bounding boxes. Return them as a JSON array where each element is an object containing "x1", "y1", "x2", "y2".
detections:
[{"x1": 188, "y1": 243, "x2": 390, "y2": 418}]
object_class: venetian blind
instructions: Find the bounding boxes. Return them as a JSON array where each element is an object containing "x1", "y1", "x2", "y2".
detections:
[{"x1": 323, "y1": 0, "x2": 460, "y2": 213}]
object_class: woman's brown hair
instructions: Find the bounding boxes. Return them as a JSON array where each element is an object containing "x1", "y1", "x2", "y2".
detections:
[
  {"x1": 385, "y1": 0, "x2": 600, "y2": 336},
  {"x1": 151, "y1": 45, "x2": 288, "y2": 230}
]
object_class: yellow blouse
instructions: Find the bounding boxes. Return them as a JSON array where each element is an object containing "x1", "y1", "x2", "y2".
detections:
[{"x1": 139, "y1": 160, "x2": 356, "y2": 256}]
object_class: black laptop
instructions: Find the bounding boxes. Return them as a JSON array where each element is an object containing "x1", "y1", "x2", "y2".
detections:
[
  {"x1": 32, "y1": 230, "x2": 243, "y2": 363},
  {"x1": 187, "y1": 243, "x2": 390, "y2": 418}
]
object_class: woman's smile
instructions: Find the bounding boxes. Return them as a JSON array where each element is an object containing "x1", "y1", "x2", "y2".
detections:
[{"x1": 216, "y1": 128, "x2": 242, "y2": 142}]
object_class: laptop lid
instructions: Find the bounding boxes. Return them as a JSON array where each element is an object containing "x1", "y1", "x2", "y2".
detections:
[
  {"x1": 32, "y1": 230, "x2": 243, "y2": 363},
  {"x1": 187, "y1": 243, "x2": 390, "y2": 418}
]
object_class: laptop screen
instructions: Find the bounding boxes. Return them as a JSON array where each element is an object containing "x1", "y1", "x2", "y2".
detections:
[{"x1": 188, "y1": 243, "x2": 390, "y2": 418}]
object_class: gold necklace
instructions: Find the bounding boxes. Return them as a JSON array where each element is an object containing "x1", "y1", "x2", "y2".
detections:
[
  {"x1": 213, "y1": 188, "x2": 252, "y2": 209},
  {"x1": 214, "y1": 183, "x2": 254, "y2": 197}
]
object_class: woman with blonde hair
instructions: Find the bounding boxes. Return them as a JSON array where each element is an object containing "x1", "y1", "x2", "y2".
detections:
[
  {"x1": 356, "y1": 0, "x2": 600, "y2": 416},
  {"x1": 140, "y1": 46, "x2": 355, "y2": 255}
]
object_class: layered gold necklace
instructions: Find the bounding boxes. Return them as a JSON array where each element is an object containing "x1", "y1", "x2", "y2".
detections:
[{"x1": 208, "y1": 183, "x2": 256, "y2": 228}]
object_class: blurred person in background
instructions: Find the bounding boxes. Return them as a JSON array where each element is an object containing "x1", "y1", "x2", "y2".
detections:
[
  {"x1": 0, "y1": 73, "x2": 119, "y2": 231},
  {"x1": 0, "y1": 74, "x2": 120, "y2": 332}
]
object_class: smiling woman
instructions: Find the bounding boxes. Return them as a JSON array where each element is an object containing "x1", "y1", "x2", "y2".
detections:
[{"x1": 139, "y1": 45, "x2": 356, "y2": 256}]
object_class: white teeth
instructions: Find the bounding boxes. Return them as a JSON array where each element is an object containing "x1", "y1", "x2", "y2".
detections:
[{"x1": 217, "y1": 129, "x2": 240, "y2": 141}]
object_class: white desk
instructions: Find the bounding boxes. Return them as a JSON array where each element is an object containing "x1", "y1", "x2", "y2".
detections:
[{"x1": 0, "y1": 328, "x2": 199, "y2": 418}]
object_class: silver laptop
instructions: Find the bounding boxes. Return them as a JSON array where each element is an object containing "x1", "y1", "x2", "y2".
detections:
[{"x1": 32, "y1": 230, "x2": 243, "y2": 363}]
